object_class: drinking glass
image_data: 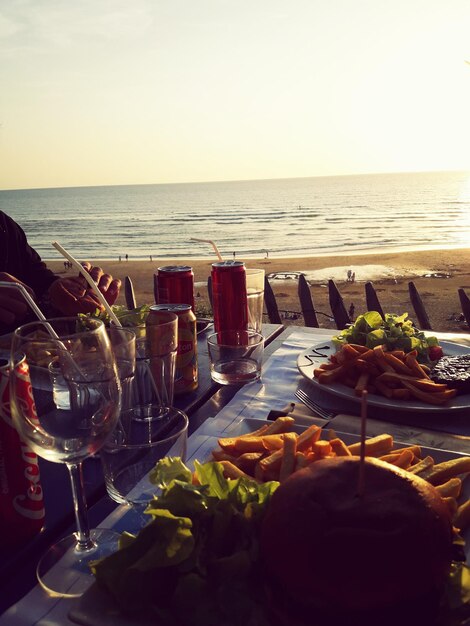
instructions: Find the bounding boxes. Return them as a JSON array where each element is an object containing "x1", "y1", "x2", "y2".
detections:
[
  {"x1": 107, "y1": 326, "x2": 136, "y2": 412},
  {"x1": 246, "y1": 269, "x2": 265, "y2": 333},
  {"x1": 10, "y1": 318, "x2": 121, "y2": 598},
  {"x1": 119, "y1": 310, "x2": 178, "y2": 420},
  {"x1": 101, "y1": 407, "x2": 188, "y2": 511},
  {"x1": 207, "y1": 330, "x2": 264, "y2": 384}
]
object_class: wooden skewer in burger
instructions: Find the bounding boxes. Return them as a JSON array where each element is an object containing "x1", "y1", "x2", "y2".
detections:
[{"x1": 260, "y1": 390, "x2": 455, "y2": 626}]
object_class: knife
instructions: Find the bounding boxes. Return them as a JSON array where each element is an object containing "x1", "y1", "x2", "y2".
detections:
[{"x1": 124, "y1": 275, "x2": 137, "y2": 310}]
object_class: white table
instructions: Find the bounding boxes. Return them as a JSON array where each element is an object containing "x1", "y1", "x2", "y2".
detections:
[{"x1": 3, "y1": 327, "x2": 470, "y2": 625}]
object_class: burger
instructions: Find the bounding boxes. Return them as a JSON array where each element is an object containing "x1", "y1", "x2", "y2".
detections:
[{"x1": 260, "y1": 456, "x2": 454, "y2": 626}]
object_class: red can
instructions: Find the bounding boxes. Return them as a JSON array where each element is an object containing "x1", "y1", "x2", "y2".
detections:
[
  {"x1": 0, "y1": 353, "x2": 45, "y2": 549},
  {"x1": 153, "y1": 304, "x2": 198, "y2": 395},
  {"x1": 154, "y1": 265, "x2": 195, "y2": 312},
  {"x1": 211, "y1": 261, "x2": 249, "y2": 333}
]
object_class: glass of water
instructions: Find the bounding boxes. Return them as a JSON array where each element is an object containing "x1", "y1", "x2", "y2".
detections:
[{"x1": 10, "y1": 317, "x2": 121, "y2": 598}]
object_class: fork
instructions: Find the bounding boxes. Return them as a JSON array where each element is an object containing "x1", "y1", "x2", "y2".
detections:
[{"x1": 294, "y1": 388, "x2": 336, "y2": 420}]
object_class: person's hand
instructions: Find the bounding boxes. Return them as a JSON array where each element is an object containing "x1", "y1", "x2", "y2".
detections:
[
  {"x1": 48, "y1": 263, "x2": 121, "y2": 316},
  {"x1": 0, "y1": 273, "x2": 36, "y2": 328}
]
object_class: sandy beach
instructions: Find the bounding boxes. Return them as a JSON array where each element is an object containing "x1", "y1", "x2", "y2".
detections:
[{"x1": 48, "y1": 247, "x2": 470, "y2": 333}]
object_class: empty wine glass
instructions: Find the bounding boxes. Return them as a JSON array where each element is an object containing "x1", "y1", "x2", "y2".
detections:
[{"x1": 9, "y1": 317, "x2": 121, "y2": 598}]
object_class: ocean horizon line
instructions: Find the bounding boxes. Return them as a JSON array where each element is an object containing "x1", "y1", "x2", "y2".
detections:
[{"x1": 2, "y1": 168, "x2": 468, "y2": 194}]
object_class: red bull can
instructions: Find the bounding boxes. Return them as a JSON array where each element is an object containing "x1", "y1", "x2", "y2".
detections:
[
  {"x1": 154, "y1": 265, "x2": 195, "y2": 312},
  {"x1": 211, "y1": 261, "x2": 249, "y2": 333},
  {"x1": 0, "y1": 352, "x2": 45, "y2": 548}
]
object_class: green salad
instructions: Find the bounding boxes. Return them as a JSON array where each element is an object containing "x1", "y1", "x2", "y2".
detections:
[
  {"x1": 85, "y1": 303, "x2": 151, "y2": 327},
  {"x1": 332, "y1": 311, "x2": 442, "y2": 362},
  {"x1": 91, "y1": 458, "x2": 278, "y2": 626}
]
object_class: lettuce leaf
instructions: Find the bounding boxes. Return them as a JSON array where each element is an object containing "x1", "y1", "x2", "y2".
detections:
[
  {"x1": 92, "y1": 458, "x2": 279, "y2": 625},
  {"x1": 333, "y1": 311, "x2": 440, "y2": 363}
]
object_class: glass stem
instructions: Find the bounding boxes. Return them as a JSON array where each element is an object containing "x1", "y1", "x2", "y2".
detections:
[{"x1": 67, "y1": 462, "x2": 95, "y2": 552}]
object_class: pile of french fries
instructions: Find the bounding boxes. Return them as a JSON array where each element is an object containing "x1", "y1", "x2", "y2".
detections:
[
  {"x1": 313, "y1": 343, "x2": 457, "y2": 405},
  {"x1": 210, "y1": 416, "x2": 470, "y2": 532}
]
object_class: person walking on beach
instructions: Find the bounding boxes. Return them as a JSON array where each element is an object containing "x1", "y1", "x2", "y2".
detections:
[
  {"x1": 119, "y1": 255, "x2": 122, "y2": 262},
  {"x1": 0, "y1": 211, "x2": 121, "y2": 333},
  {"x1": 125, "y1": 254, "x2": 128, "y2": 262}
]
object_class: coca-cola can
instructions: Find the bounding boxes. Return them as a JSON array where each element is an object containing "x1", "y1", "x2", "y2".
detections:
[
  {"x1": 153, "y1": 304, "x2": 198, "y2": 395},
  {"x1": 154, "y1": 265, "x2": 195, "y2": 312},
  {"x1": 0, "y1": 352, "x2": 45, "y2": 548},
  {"x1": 211, "y1": 261, "x2": 249, "y2": 333}
]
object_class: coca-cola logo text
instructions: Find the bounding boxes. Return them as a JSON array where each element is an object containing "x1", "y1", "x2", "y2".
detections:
[{"x1": 13, "y1": 439, "x2": 44, "y2": 520}]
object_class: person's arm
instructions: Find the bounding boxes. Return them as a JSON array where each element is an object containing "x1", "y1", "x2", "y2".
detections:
[{"x1": 0, "y1": 212, "x2": 57, "y2": 299}]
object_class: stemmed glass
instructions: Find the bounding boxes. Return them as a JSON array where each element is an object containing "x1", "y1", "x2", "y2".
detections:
[{"x1": 9, "y1": 317, "x2": 121, "y2": 597}]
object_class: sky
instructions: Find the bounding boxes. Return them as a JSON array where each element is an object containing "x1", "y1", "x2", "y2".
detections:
[{"x1": 1, "y1": 0, "x2": 470, "y2": 190}]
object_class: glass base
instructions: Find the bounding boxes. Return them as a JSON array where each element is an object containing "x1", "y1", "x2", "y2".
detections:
[
  {"x1": 36, "y1": 528, "x2": 120, "y2": 598},
  {"x1": 128, "y1": 404, "x2": 173, "y2": 422}
]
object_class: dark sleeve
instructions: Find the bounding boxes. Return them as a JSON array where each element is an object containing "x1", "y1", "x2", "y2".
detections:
[{"x1": 0, "y1": 211, "x2": 58, "y2": 298}]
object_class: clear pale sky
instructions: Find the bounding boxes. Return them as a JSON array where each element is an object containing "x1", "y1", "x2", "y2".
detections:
[{"x1": 1, "y1": 0, "x2": 470, "y2": 190}]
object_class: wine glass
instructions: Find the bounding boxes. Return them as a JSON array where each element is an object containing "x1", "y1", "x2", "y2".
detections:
[{"x1": 9, "y1": 317, "x2": 121, "y2": 598}]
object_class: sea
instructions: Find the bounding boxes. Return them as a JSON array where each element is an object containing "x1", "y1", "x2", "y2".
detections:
[{"x1": 0, "y1": 170, "x2": 469, "y2": 261}]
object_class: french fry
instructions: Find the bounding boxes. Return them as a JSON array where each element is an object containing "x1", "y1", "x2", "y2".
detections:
[
  {"x1": 405, "y1": 352, "x2": 430, "y2": 379},
  {"x1": 279, "y1": 433, "x2": 297, "y2": 482},
  {"x1": 210, "y1": 413, "x2": 470, "y2": 552},
  {"x1": 295, "y1": 451, "x2": 310, "y2": 471},
  {"x1": 382, "y1": 352, "x2": 415, "y2": 376},
  {"x1": 455, "y1": 499, "x2": 470, "y2": 531},
  {"x1": 354, "y1": 371, "x2": 370, "y2": 397},
  {"x1": 258, "y1": 448, "x2": 284, "y2": 474},
  {"x1": 378, "y1": 371, "x2": 449, "y2": 393},
  {"x1": 398, "y1": 379, "x2": 457, "y2": 405},
  {"x1": 330, "y1": 438, "x2": 352, "y2": 457},
  {"x1": 236, "y1": 451, "x2": 265, "y2": 474},
  {"x1": 407, "y1": 455, "x2": 434, "y2": 476},
  {"x1": 348, "y1": 434, "x2": 394, "y2": 457},
  {"x1": 217, "y1": 425, "x2": 269, "y2": 448},
  {"x1": 443, "y1": 496, "x2": 459, "y2": 519},
  {"x1": 218, "y1": 460, "x2": 253, "y2": 480},
  {"x1": 311, "y1": 440, "x2": 332, "y2": 458},
  {"x1": 314, "y1": 342, "x2": 455, "y2": 406},
  {"x1": 212, "y1": 449, "x2": 239, "y2": 462},
  {"x1": 230, "y1": 434, "x2": 285, "y2": 453},
  {"x1": 390, "y1": 388, "x2": 411, "y2": 400},
  {"x1": 296, "y1": 424, "x2": 322, "y2": 451},
  {"x1": 392, "y1": 445, "x2": 422, "y2": 459},
  {"x1": 374, "y1": 378, "x2": 395, "y2": 399},
  {"x1": 380, "y1": 449, "x2": 414, "y2": 470},
  {"x1": 435, "y1": 477, "x2": 462, "y2": 499},
  {"x1": 424, "y1": 457, "x2": 470, "y2": 486},
  {"x1": 263, "y1": 416, "x2": 296, "y2": 435},
  {"x1": 372, "y1": 345, "x2": 395, "y2": 373}
]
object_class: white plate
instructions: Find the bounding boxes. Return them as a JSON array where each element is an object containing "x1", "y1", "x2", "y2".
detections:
[
  {"x1": 297, "y1": 340, "x2": 470, "y2": 413},
  {"x1": 69, "y1": 417, "x2": 470, "y2": 625}
]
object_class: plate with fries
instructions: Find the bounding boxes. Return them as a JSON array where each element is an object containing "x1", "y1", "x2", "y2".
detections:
[
  {"x1": 209, "y1": 416, "x2": 470, "y2": 541},
  {"x1": 297, "y1": 340, "x2": 470, "y2": 412}
]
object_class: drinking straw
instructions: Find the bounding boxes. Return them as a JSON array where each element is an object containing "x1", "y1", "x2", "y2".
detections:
[
  {"x1": 0, "y1": 281, "x2": 49, "y2": 325},
  {"x1": 51, "y1": 241, "x2": 121, "y2": 327},
  {"x1": 190, "y1": 238, "x2": 223, "y2": 261},
  {"x1": 0, "y1": 281, "x2": 94, "y2": 380}
]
